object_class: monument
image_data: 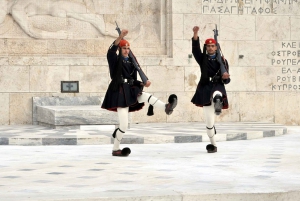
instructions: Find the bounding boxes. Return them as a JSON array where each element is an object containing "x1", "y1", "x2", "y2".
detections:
[{"x1": 0, "y1": 0, "x2": 299, "y2": 125}]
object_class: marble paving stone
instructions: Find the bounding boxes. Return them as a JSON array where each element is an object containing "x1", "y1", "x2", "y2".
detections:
[
  {"x1": 2, "y1": 176, "x2": 20, "y2": 179},
  {"x1": 134, "y1": 134, "x2": 174, "y2": 144},
  {"x1": 226, "y1": 133, "x2": 247, "y2": 141},
  {"x1": 201, "y1": 134, "x2": 227, "y2": 142},
  {"x1": 246, "y1": 131, "x2": 264, "y2": 140},
  {"x1": 0, "y1": 122, "x2": 289, "y2": 146},
  {"x1": 47, "y1": 172, "x2": 65, "y2": 175},
  {"x1": 42, "y1": 138, "x2": 77, "y2": 145},
  {"x1": 18, "y1": 169, "x2": 35, "y2": 171},
  {"x1": 174, "y1": 135, "x2": 202, "y2": 143},
  {"x1": 9, "y1": 138, "x2": 42, "y2": 146},
  {"x1": 34, "y1": 180, "x2": 53, "y2": 183},
  {"x1": 88, "y1": 169, "x2": 104, "y2": 171},
  {"x1": 263, "y1": 130, "x2": 276, "y2": 137},
  {"x1": 77, "y1": 137, "x2": 110, "y2": 145},
  {"x1": 113, "y1": 136, "x2": 144, "y2": 144},
  {"x1": 0, "y1": 137, "x2": 9, "y2": 145},
  {"x1": 275, "y1": 129, "x2": 284, "y2": 136}
]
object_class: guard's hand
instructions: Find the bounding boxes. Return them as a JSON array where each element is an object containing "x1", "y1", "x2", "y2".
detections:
[
  {"x1": 121, "y1": 29, "x2": 128, "y2": 38},
  {"x1": 141, "y1": 80, "x2": 151, "y2": 87},
  {"x1": 193, "y1": 26, "x2": 199, "y2": 34},
  {"x1": 222, "y1": 72, "x2": 230, "y2": 80}
]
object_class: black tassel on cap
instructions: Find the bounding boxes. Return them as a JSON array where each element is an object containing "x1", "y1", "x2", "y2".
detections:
[{"x1": 147, "y1": 105, "x2": 154, "y2": 116}]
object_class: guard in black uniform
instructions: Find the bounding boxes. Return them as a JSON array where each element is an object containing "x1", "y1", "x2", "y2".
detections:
[
  {"x1": 102, "y1": 29, "x2": 177, "y2": 157},
  {"x1": 191, "y1": 26, "x2": 230, "y2": 153}
]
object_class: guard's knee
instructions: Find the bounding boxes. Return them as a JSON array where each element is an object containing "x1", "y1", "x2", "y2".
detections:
[
  {"x1": 206, "y1": 125, "x2": 216, "y2": 137},
  {"x1": 118, "y1": 124, "x2": 128, "y2": 133}
]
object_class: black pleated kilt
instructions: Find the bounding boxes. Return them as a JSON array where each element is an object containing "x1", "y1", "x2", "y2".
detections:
[
  {"x1": 101, "y1": 83, "x2": 144, "y2": 112},
  {"x1": 191, "y1": 81, "x2": 229, "y2": 109}
]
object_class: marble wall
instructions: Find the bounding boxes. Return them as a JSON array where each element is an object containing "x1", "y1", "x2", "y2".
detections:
[{"x1": 0, "y1": 0, "x2": 299, "y2": 125}]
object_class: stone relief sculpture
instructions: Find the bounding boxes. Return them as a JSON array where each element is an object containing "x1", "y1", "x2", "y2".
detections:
[{"x1": 0, "y1": 0, "x2": 117, "y2": 39}]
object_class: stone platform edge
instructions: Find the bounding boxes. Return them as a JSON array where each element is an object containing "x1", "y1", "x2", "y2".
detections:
[{"x1": 0, "y1": 127, "x2": 287, "y2": 146}]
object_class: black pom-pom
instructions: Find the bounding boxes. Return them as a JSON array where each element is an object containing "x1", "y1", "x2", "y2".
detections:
[
  {"x1": 112, "y1": 128, "x2": 118, "y2": 138},
  {"x1": 168, "y1": 94, "x2": 177, "y2": 103},
  {"x1": 147, "y1": 105, "x2": 154, "y2": 116},
  {"x1": 121, "y1": 147, "x2": 131, "y2": 156},
  {"x1": 206, "y1": 144, "x2": 215, "y2": 151}
]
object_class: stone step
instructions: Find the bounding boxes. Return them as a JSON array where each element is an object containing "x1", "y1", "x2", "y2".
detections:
[{"x1": 0, "y1": 122, "x2": 288, "y2": 146}]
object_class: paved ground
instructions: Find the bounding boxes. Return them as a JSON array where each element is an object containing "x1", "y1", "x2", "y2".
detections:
[
  {"x1": 0, "y1": 123, "x2": 299, "y2": 201},
  {"x1": 0, "y1": 122, "x2": 287, "y2": 145}
]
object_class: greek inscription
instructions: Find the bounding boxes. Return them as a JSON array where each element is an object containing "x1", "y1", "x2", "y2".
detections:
[
  {"x1": 203, "y1": 0, "x2": 294, "y2": 14},
  {"x1": 271, "y1": 42, "x2": 300, "y2": 91}
]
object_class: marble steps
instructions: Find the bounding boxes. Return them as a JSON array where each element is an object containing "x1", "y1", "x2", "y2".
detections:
[{"x1": 0, "y1": 122, "x2": 288, "y2": 146}]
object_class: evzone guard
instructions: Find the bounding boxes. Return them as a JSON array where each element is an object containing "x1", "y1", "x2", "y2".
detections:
[
  {"x1": 101, "y1": 28, "x2": 178, "y2": 157},
  {"x1": 191, "y1": 25, "x2": 231, "y2": 153}
]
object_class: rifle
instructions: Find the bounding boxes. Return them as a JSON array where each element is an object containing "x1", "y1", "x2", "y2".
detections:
[
  {"x1": 213, "y1": 24, "x2": 228, "y2": 76},
  {"x1": 115, "y1": 21, "x2": 148, "y2": 85}
]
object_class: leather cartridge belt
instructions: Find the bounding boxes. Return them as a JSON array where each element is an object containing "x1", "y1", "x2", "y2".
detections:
[
  {"x1": 123, "y1": 78, "x2": 134, "y2": 85},
  {"x1": 209, "y1": 75, "x2": 221, "y2": 83}
]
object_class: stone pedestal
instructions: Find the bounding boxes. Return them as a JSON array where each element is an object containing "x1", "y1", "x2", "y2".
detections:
[{"x1": 37, "y1": 105, "x2": 120, "y2": 129}]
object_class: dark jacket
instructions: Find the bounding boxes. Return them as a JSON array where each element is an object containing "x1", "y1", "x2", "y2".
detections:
[
  {"x1": 191, "y1": 37, "x2": 230, "y2": 109},
  {"x1": 101, "y1": 42, "x2": 144, "y2": 112}
]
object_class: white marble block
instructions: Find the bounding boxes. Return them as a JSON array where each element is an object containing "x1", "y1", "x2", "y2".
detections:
[{"x1": 37, "y1": 105, "x2": 120, "y2": 128}]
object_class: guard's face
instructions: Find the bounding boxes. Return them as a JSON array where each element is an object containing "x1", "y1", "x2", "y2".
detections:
[
  {"x1": 206, "y1": 44, "x2": 217, "y2": 55},
  {"x1": 121, "y1": 47, "x2": 130, "y2": 57}
]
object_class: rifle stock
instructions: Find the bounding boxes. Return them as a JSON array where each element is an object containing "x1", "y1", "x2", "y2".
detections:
[
  {"x1": 213, "y1": 24, "x2": 227, "y2": 76},
  {"x1": 115, "y1": 22, "x2": 148, "y2": 84}
]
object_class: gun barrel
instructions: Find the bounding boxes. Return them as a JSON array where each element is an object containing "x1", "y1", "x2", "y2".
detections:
[
  {"x1": 115, "y1": 22, "x2": 148, "y2": 84},
  {"x1": 214, "y1": 25, "x2": 227, "y2": 75}
]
